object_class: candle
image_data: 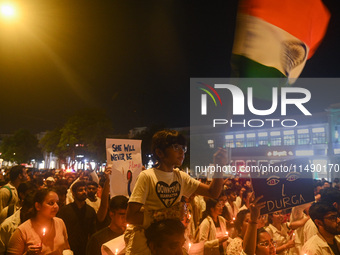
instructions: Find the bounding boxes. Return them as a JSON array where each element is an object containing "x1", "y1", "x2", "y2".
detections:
[
  {"x1": 226, "y1": 231, "x2": 228, "y2": 236},
  {"x1": 115, "y1": 248, "x2": 118, "y2": 255},
  {"x1": 40, "y1": 228, "x2": 46, "y2": 247},
  {"x1": 188, "y1": 242, "x2": 191, "y2": 251},
  {"x1": 232, "y1": 217, "x2": 235, "y2": 221},
  {"x1": 126, "y1": 224, "x2": 129, "y2": 228}
]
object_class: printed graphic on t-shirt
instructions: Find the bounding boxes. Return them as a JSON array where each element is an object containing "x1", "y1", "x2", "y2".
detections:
[{"x1": 155, "y1": 181, "x2": 181, "y2": 208}]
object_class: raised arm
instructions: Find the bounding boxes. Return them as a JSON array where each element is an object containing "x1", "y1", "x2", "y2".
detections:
[
  {"x1": 194, "y1": 148, "x2": 228, "y2": 199},
  {"x1": 243, "y1": 196, "x2": 265, "y2": 255},
  {"x1": 97, "y1": 167, "x2": 111, "y2": 222}
]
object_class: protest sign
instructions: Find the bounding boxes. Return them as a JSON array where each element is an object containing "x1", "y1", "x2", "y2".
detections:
[
  {"x1": 106, "y1": 138, "x2": 142, "y2": 197},
  {"x1": 250, "y1": 158, "x2": 315, "y2": 215}
]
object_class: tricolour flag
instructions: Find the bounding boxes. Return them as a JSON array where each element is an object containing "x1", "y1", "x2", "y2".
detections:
[{"x1": 231, "y1": 0, "x2": 330, "y2": 82}]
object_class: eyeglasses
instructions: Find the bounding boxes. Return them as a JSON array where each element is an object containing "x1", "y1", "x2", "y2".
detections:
[
  {"x1": 171, "y1": 144, "x2": 187, "y2": 153},
  {"x1": 258, "y1": 239, "x2": 276, "y2": 247},
  {"x1": 323, "y1": 214, "x2": 340, "y2": 222},
  {"x1": 272, "y1": 212, "x2": 284, "y2": 216}
]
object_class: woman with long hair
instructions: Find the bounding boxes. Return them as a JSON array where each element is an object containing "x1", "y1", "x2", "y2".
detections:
[
  {"x1": 199, "y1": 198, "x2": 228, "y2": 254},
  {"x1": 7, "y1": 188, "x2": 72, "y2": 255}
]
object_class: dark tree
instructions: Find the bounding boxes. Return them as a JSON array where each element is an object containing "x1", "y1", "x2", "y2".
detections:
[{"x1": 0, "y1": 129, "x2": 42, "y2": 164}]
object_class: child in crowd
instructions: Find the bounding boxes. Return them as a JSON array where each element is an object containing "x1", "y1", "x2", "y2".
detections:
[{"x1": 124, "y1": 130, "x2": 227, "y2": 254}]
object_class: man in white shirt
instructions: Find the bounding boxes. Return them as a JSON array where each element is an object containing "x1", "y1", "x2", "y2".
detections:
[
  {"x1": 225, "y1": 188, "x2": 239, "y2": 220},
  {"x1": 303, "y1": 202, "x2": 340, "y2": 255},
  {"x1": 86, "y1": 181, "x2": 101, "y2": 212}
]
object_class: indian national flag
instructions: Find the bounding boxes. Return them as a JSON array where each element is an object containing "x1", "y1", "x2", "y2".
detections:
[{"x1": 231, "y1": 0, "x2": 330, "y2": 82}]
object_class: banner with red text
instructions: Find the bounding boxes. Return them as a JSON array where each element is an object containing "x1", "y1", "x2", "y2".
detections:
[{"x1": 106, "y1": 139, "x2": 142, "y2": 197}]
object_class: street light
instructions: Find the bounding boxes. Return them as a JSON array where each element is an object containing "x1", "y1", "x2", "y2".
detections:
[{"x1": 0, "y1": 2, "x2": 17, "y2": 20}]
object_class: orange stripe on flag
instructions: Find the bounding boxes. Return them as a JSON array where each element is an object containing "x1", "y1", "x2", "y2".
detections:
[{"x1": 238, "y1": 0, "x2": 330, "y2": 59}]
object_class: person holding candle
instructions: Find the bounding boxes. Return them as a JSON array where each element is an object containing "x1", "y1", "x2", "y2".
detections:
[
  {"x1": 6, "y1": 188, "x2": 72, "y2": 255},
  {"x1": 197, "y1": 198, "x2": 229, "y2": 254},
  {"x1": 225, "y1": 188, "x2": 239, "y2": 223},
  {"x1": 265, "y1": 210, "x2": 295, "y2": 255},
  {"x1": 86, "y1": 195, "x2": 128, "y2": 255}
]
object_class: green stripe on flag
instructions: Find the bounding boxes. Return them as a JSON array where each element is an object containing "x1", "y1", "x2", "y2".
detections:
[{"x1": 231, "y1": 54, "x2": 286, "y2": 79}]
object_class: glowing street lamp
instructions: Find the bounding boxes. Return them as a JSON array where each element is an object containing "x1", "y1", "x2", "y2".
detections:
[{"x1": 0, "y1": 3, "x2": 17, "y2": 20}]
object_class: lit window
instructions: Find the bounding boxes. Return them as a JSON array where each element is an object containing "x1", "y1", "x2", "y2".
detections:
[
  {"x1": 312, "y1": 127, "x2": 325, "y2": 133},
  {"x1": 296, "y1": 150, "x2": 314, "y2": 156},
  {"x1": 246, "y1": 134, "x2": 256, "y2": 147},
  {"x1": 297, "y1": 133, "x2": 310, "y2": 145},
  {"x1": 283, "y1": 130, "x2": 295, "y2": 146},
  {"x1": 297, "y1": 129, "x2": 309, "y2": 134},
  {"x1": 283, "y1": 130, "x2": 294, "y2": 135},
  {"x1": 270, "y1": 137, "x2": 282, "y2": 146}
]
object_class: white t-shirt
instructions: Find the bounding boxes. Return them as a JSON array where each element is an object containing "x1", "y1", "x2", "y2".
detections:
[
  {"x1": 129, "y1": 168, "x2": 200, "y2": 228},
  {"x1": 86, "y1": 197, "x2": 101, "y2": 213}
]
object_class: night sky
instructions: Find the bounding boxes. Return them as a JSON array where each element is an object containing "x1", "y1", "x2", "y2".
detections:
[{"x1": 0, "y1": 0, "x2": 339, "y2": 134}]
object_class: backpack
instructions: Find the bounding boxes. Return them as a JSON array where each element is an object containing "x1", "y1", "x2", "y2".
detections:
[
  {"x1": 7, "y1": 204, "x2": 15, "y2": 218},
  {"x1": 1, "y1": 185, "x2": 13, "y2": 206}
]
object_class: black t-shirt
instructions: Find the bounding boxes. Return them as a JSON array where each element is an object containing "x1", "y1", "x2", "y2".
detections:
[
  {"x1": 58, "y1": 202, "x2": 96, "y2": 255},
  {"x1": 86, "y1": 227, "x2": 122, "y2": 255}
]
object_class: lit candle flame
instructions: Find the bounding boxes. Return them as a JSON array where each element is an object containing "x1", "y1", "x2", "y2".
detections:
[
  {"x1": 43, "y1": 228, "x2": 46, "y2": 236},
  {"x1": 126, "y1": 224, "x2": 129, "y2": 228},
  {"x1": 226, "y1": 231, "x2": 228, "y2": 236},
  {"x1": 233, "y1": 217, "x2": 235, "y2": 221},
  {"x1": 189, "y1": 242, "x2": 191, "y2": 250},
  {"x1": 115, "y1": 248, "x2": 118, "y2": 255}
]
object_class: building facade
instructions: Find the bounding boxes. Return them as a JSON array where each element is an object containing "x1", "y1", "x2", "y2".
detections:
[{"x1": 203, "y1": 104, "x2": 340, "y2": 181}]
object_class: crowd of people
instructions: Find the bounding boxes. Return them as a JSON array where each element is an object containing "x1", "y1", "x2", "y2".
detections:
[{"x1": 1, "y1": 129, "x2": 340, "y2": 255}]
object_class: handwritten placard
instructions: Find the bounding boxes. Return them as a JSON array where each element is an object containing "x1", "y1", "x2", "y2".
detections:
[
  {"x1": 106, "y1": 139, "x2": 142, "y2": 197},
  {"x1": 250, "y1": 158, "x2": 315, "y2": 214}
]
